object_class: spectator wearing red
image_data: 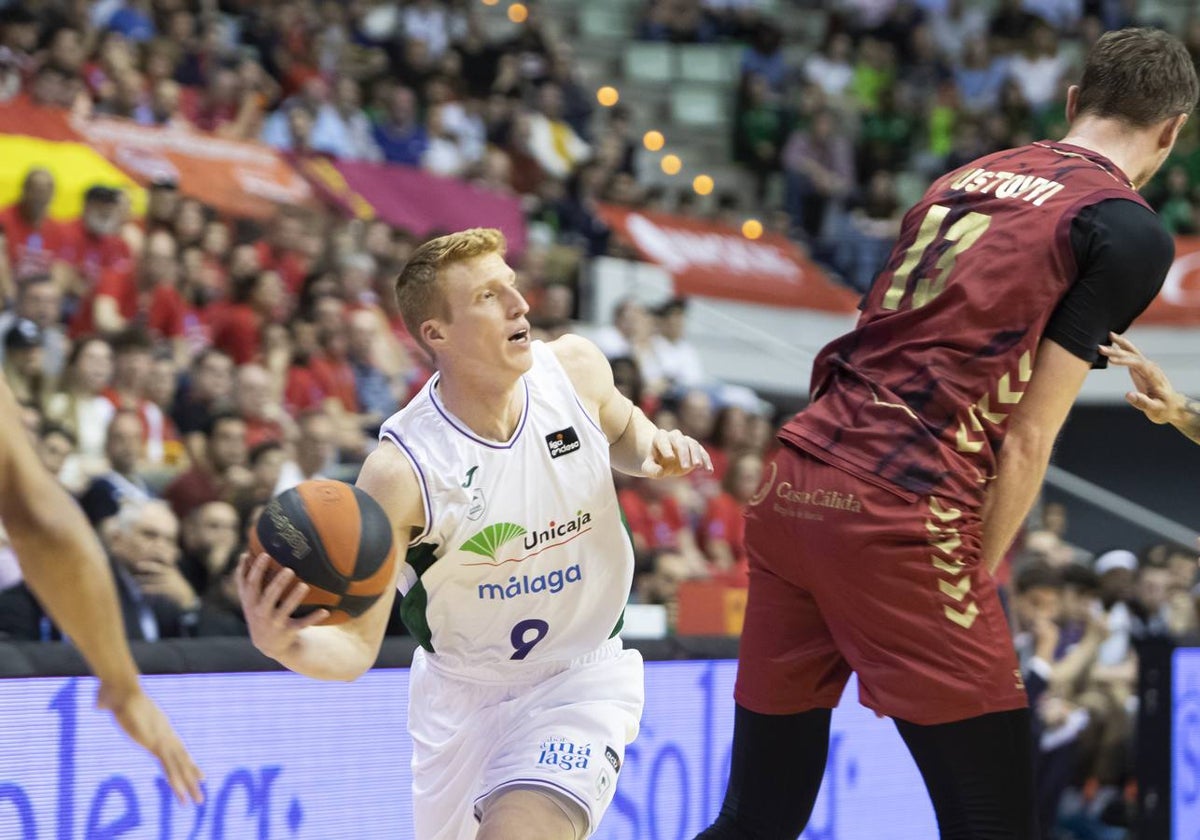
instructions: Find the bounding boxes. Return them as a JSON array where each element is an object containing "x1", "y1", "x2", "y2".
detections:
[
  {"x1": 707, "y1": 404, "x2": 752, "y2": 482},
  {"x1": 254, "y1": 210, "x2": 311, "y2": 297},
  {"x1": 210, "y1": 268, "x2": 284, "y2": 366},
  {"x1": 234, "y1": 362, "x2": 291, "y2": 449},
  {"x1": 70, "y1": 229, "x2": 187, "y2": 350},
  {"x1": 280, "y1": 320, "x2": 327, "y2": 416},
  {"x1": 309, "y1": 322, "x2": 360, "y2": 414},
  {"x1": 100, "y1": 328, "x2": 179, "y2": 466},
  {"x1": 699, "y1": 453, "x2": 765, "y2": 587},
  {"x1": 58, "y1": 185, "x2": 133, "y2": 295},
  {"x1": 133, "y1": 176, "x2": 181, "y2": 247},
  {"x1": 1, "y1": 167, "x2": 69, "y2": 283},
  {"x1": 178, "y1": 245, "x2": 224, "y2": 353},
  {"x1": 163, "y1": 411, "x2": 250, "y2": 521},
  {"x1": 619, "y1": 476, "x2": 706, "y2": 570}
]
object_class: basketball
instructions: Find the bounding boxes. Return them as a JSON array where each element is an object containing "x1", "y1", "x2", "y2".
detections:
[{"x1": 250, "y1": 480, "x2": 397, "y2": 625}]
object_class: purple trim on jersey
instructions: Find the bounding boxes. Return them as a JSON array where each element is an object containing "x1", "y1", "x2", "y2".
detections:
[
  {"x1": 429, "y1": 372, "x2": 531, "y2": 450},
  {"x1": 571, "y1": 392, "x2": 605, "y2": 436},
  {"x1": 536, "y1": 337, "x2": 606, "y2": 436},
  {"x1": 380, "y1": 430, "x2": 434, "y2": 545},
  {"x1": 473, "y1": 777, "x2": 592, "y2": 824}
]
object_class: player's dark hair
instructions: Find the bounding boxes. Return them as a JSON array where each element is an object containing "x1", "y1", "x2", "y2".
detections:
[{"x1": 1076, "y1": 28, "x2": 1199, "y2": 127}]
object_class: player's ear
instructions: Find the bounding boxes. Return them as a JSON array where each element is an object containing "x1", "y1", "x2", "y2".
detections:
[
  {"x1": 421, "y1": 318, "x2": 445, "y2": 351},
  {"x1": 1160, "y1": 113, "x2": 1189, "y2": 150},
  {"x1": 1064, "y1": 85, "x2": 1080, "y2": 123}
]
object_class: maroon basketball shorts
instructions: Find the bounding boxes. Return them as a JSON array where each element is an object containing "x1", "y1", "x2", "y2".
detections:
[{"x1": 734, "y1": 444, "x2": 1028, "y2": 726}]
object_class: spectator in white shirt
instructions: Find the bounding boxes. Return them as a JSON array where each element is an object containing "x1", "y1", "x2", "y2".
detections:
[
  {"x1": 1008, "y1": 19, "x2": 1070, "y2": 112},
  {"x1": 650, "y1": 297, "x2": 707, "y2": 391}
]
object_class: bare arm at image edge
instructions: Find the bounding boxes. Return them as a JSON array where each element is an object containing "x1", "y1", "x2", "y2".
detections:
[{"x1": 0, "y1": 377, "x2": 204, "y2": 803}]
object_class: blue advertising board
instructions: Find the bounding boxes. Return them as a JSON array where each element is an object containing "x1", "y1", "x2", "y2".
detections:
[{"x1": 0, "y1": 660, "x2": 936, "y2": 838}]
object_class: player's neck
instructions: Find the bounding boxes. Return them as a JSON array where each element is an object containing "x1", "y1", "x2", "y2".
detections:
[
  {"x1": 1058, "y1": 122, "x2": 1146, "y2": 188},
  {"x1": 436, "y1": 371, "x2": 525, "y2": 442}
]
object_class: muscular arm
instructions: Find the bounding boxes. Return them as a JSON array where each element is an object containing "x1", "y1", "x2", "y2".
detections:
[
  {"x1": 1172, "y1": 398, "x2": 1200, "y2": 445},
  {"x1": 1100, "y1": 333, "x2": 1200, "y2": 445},
  {"x1": 0, "y1": 377, "x2": 203, "y2": 802},
  {"x1": 550, "y1": 334, "x2": 711, "y2": 477},
  {"x1": 0, "y1": 377, "x2": 142, "y2": 695},
  {"x1": 239, "y1": 441, "x2": 424, "y2": 681},
  {"x1": 981, "y1": 340, "x2": 1091, "y2": 572}
]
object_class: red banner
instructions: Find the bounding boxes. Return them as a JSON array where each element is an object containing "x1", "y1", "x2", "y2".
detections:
[
  {"x1": 0, "y1": 98, "x2": 314, "y2": 220},
  {"x1": 71, "y1": 114, "x2": 315, "y2": 220},
  {"x1": 596, "y1": 204, "x2": 858, "y2": 312},
  {"x1": 297, "y1": 157, "x2": 527, "y2": 256},
  {"x1": 1143, "y1": 235, "x2": 1200, "y2": 326}
]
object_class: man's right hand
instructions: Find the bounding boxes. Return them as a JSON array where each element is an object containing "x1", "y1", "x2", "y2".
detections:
[
  {"x1": 235, "y1": 553, "x2": 328, "y2": 662},
  {"x1": 1100, "y1": 332, "x2": 1186, "y2": 425}
]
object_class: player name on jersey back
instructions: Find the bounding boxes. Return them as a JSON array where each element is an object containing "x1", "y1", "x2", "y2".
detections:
[{"x1": 947, "y1": 167, "x2": 1065, "y2": 205}]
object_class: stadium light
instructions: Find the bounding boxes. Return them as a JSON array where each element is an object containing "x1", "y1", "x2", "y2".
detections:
[
  {"x1": 661, "y1": 154, "x2": 682, "y2": 175},
  {"x1": 742, "y1": 219, "x2": 764, "y2": 239},
  {"x1": 508, "y1": 3, "x2": 528, "y2": 22},
  {"x1": 597, "y1": 86, "x2": 620, "y2": 107},
  {"x1": 693, "y1": 175, "x2": 714, "y2": 196},
  {"x1": 643, "y1": 130, "x2": 665, "y2": 152}
]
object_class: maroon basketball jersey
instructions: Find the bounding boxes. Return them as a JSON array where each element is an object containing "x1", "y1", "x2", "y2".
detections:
[{"x1": 780, "y1": 140, "x2": 1150, "y2": 504}]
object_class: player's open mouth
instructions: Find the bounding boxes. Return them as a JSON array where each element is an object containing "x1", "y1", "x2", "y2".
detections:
[{"x1": 508, "y1": 328, "x2": 529, "y2": 344}]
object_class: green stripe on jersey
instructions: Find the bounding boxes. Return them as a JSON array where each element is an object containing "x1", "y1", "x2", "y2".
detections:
[
  {"x1": 406, "y1": 542, "x2": 439, "y2": 578},
  {"x1": 401, "y1": 543, "x2": 439, "y2": 652},
  {"x1": 609, "y1": 505, "x2": 635, "y2": 639},
  {"x1": 400, "y1": 580, "x2": 434, "y2": 652}
]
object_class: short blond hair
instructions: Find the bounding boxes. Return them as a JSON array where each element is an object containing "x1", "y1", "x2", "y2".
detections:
[{"x1": 394, "y1": 228, "x2": 507, "y2": 357}]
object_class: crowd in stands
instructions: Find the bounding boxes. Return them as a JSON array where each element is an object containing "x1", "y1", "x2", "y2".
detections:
[
  {"x1": 636, "y1": 0, "x2": 1200, "y2": 291},
  {"x1": 0, "y1": 0, "x2": 780, "y2": 646},
  {"x1": 1004, "y1": 502, "x2": 1199, "y2": 838},
  {"x1": 0, "y1": 2, "x2": 1197, "y2": 836}
]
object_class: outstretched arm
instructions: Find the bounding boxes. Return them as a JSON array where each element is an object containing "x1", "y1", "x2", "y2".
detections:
[
  {"x1": 550, "y1": 334, "x2": 712, "y2": 477},
  {"x1": 0, "y1": 378, "x2": 203, "y2": 803},
  {"x1": 1100, "y1": 332, "x2": 1200, "y2": 446}
]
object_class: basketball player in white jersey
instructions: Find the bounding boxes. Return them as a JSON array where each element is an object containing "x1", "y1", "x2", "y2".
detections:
[
  {"x1": 0, "y1": 376, "x2": 203, "y2": 803},
  {"x1": 239, "y1": 228, "x2": 711, "y2": 839}
]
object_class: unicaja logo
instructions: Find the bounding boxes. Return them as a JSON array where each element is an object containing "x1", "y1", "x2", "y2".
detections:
[
  {"x1": 523, "y1": 511, "x2": 592, "y2": 552},
  {"x1": 460, "y1": 522, "x2": 527, "y2": 564},
  {"x1": 459, "y1": 511, "x2": 594, "y2": 566}
]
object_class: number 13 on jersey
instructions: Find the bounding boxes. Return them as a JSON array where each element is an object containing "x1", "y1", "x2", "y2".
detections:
[{"x1": 882, "y1": 204, "x2": 992, "y2": 311}]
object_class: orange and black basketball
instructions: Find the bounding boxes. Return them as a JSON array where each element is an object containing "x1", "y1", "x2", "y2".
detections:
[{"x1": 250, "y1": 480, "x2": 397, "y2": 625}]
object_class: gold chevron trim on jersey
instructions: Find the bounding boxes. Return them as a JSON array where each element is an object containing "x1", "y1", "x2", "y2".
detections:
[
  {"x1": 954, "y1": 350, "x2": 1035, "y2": 453},
  {"x1": 944, "y1": 602, "x2": 980, "y2": 629},
  {"x1": 927, "y1": 494, "x2": 979, "y2": 630},
  {"x1": 932, "y1": 555, "x2": 967, "y2": 575},
  {"x1": 939, "y1": 576, "x2": 972, "y2": 602},
  {"x1": 929, "y1": 497, "x2": 962, "y2": 522}
]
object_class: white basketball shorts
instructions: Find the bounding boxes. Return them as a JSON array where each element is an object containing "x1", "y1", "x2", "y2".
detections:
[{"x1": 407, "y1": 639, "x2": 644, "y2": 840}]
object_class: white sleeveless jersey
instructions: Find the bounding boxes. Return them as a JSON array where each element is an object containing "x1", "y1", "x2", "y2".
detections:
[{"x1": 379, "y1": 341, "x2": 634, "y2": 675}]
